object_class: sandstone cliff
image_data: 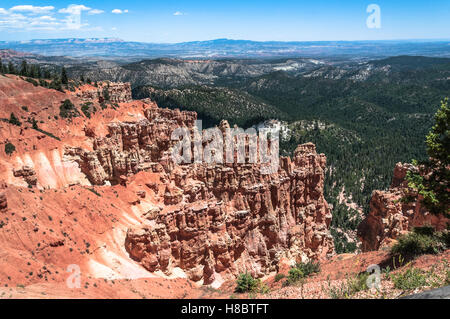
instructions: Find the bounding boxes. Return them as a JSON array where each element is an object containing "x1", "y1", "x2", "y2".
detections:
[
  {"x1": 358, "y1": 163, "x2": 449, "y2": 251},
  {"x1": 124, "y1": 140, "x2": 334, "y2": 285},
  {"x1": 0, "y1": 75, "x2": 334, "y2": 289}
]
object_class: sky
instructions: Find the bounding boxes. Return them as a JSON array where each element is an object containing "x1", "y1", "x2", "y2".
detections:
[{"x1": 0, "y1": 1, "x2": 449, "y2": 43}]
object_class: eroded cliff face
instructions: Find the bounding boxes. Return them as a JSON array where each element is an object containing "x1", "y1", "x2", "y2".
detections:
[
  {"x1": 358, "y1": 163, "x2": 449, "y2": 251},
  {"x1": 124, "y1": 142, "x2": 334, "y2": 285},
  {"x1": 62, "y1": 98, "x2": 334, "y2": 284},
  {"x1": 64, "y1": 106, "x2": 197, "y2": 185},
  {"x1": 0, "y1": 76, "x2": 334, "y2": 288}
]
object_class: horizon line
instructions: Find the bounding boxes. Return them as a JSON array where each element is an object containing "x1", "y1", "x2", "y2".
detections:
[{"x1": 1, "y1": 37, "x2": 450, "y2": 45}]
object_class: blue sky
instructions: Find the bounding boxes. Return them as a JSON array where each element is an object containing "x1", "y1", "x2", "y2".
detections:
[{"x1": 0, "y1": 1, "x2": 449, "y2": 42}]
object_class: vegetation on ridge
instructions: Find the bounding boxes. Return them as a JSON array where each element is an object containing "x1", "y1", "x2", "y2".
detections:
[{"x1": 404, "y1": 98, "x2": 449, "y2": 217}]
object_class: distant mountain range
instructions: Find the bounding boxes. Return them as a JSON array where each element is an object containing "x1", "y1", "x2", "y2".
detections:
[{"x1": 0, "y1": 38, "x2": 449, "y2": 59}]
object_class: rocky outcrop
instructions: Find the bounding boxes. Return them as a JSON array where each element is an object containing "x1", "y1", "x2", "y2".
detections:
[
  {"x1": 63, "y1": 86, "x2": 334, "y2": 285},
  {"x1": 0, "y1": 192, "x2": 6, "y2": 210},
  {"x1": 0, "y1": 77, "x2": 336, "y2": 292},
  {"x1": 13, "y1": 166, "x2": 37, "y2": 187},
  {"x1": 125, "y1": 142, "x2": 334, "y2": 285},
  {"x1": 358, "y1": 163, "x2": 449, "y2": 251},
  {"x1": 64, "y1": 107, "x2": 197, "y2": 185},
  {"x1": 75, "y1": 82, "x2": 132, "y2": 104}
]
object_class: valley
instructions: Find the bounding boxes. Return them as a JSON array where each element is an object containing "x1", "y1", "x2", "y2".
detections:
[
  {"x1": 0, "y1": 43, "x2": 448, "y2": 299},
  {"x1": 63, "y1": 54, "x2": 450, "y2": 252}
]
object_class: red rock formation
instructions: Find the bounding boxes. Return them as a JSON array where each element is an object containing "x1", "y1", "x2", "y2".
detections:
[
  {"x1": 358, "y1": 163, "x2": 449, "y2": 251},
  {"x1": 60, "y1": 99, "x2": 334, "y2": 285},
  {"x1": 0, "y1": 75, "x2": 334, "y2": 289},
  {"x1": 13, "y1": 166, "x2": 37, "y2": 187},
  {"x1": 125, "y1": 142, "x2": 334, "y2": 285},
  {"x1": 64, "y1": 107, "x2": 197, "y2": 185}
]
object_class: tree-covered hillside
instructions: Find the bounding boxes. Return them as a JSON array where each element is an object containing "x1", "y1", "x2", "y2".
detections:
[
  {"x1": 129, "y1": 56, "x2": 450, "y2": 252},
  {"x1": 133, "y1": 85, "x2": 286, "y2": 128}
]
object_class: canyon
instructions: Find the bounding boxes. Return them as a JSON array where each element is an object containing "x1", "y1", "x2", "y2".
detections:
[
  {"x1": 0, "y1": 74, "x2": 333, "y2": 291},
  {"x1": 0, "y1": 73, "x2": 447, "y2": 298}
]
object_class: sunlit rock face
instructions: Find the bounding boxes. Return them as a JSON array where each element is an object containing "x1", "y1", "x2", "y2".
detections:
[
  {"x1": 358, "y1": 163, "x2": 449, "y2": 252},
  {"x1": 0, "y1": 75, "x2": 334, "y2": 288},
  {"x1": 125, "y1": 140, "x2": 334, "y2": 285}
]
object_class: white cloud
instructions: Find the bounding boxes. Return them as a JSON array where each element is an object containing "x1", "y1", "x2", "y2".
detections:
[
  {"x1": 0, "y1": 11, "x2": 61, "y2": 31},
  {"x1": 59, "y1": 4, "x2": 91, "y2": 15},
  {"x1": 88, "y1": 9, "x2": 104, "y2": 15},
  {"x1": 36, "y1": 15, "x2": 56, "y2": 21},
  {"x1": 173, "y1": 11, "x2": 185, "y2": 16},
  {"x1": 58, "y1": 5, "x2": 105, "y2": 30},
  {"x1": 0, "y1": 4, "x2": 105, "y2": 32},
  {"x1": 112, "y1": 9, "x2": 128, "y2": 14},
  {"x1": 10, "y1": 5, "x2": 54, "y2": 14}
]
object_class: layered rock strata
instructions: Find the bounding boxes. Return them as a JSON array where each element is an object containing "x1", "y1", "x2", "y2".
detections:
[{"x1": 124, "y1": 137, "x2": 334, "y2": 284}]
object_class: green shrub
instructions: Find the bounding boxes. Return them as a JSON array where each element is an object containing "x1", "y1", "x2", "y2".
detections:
[
  {"x1": 49, "y1": 79, "x2": 63, "y2": 92},
  {"x1": 81, "y1": 102, "x2": 94, "y2": 118},
  {"x1": 30, "y1": 118, "x2": 38, "y2": 130},
  {"x1": 274, "y1": 273, "x2": 285, "y2": 282},
  {"x1": 436, "y1": 230, "x2": 450, "y2": 247},
  {"x1": 391, "y1": 227, "x2": 448, "y2": 258},
  {"x1": 59, "y1": 99, "x2": 80, "y2": 119},
  {"x1": 296, "y1": 261, "x2": 321, "y2": 276},
  {"x1": 25, "y1": 78, "x2": 38, "y2": 86},
  {"x1": 235, "y1": 273, "x2": 260, "y2": 293},
  {"x1": 102, "y1": 87, "x2": 110, "y2": 102},
  {"x1": 347, "y1": 272, "x2": 370, "y2": 293},
  {"x1": 4, "y1": 142, "x2": 15, "y2": 155},
  {"x1": 413, "y1": 225, "x2": 435, "y2": 236},
  {"x1": 283, "y1": 261, "x2": 320, "y2": 286},
  {"x1": 284, "y1": 268, "x2": 304, "y2": 286},
  {"x1": 392, "y1": 268, "x2": 428, "y2": 290},
  {"x1": 9, "y1": 113, "x2": 21, "y2": 126}
]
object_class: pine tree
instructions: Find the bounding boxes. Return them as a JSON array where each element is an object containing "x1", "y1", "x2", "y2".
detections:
[
  {"x1": 103, "y1": 86, "x2": 110, "y2": 102},
  {"x1": 20, "y1": 60, "x2": 28, "y2": 76},
  {"x1": 31, "y1": 65, "x2": 40, "y2": 78},
  {"x1": 44, "y1": 69, "x2": 51, "y2": 79},
  {"x1": 8, "y1": 61, "x2": 15, "y2": 74},
  {"x1": 61, "y1": 67, "x2": 68, "y2": 85},
  {"x1": 406, "y1": 98, "x2": 449, "y2": 217}
]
